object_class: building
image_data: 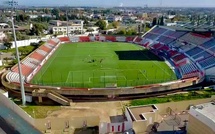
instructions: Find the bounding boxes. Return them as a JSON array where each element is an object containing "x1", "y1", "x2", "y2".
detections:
[
  {"x1": 107, "y1": 15, "x2": 122, "y2": 22},
  {"x1": 125, "y1": 105, "x2": 159, "y2": 133},
  {"x1": 188, "y1": 102, "x2": 215, "y2": 134},
  {"x1": 0, "y1": 23, "x2": 9, "y2": 29},
  {"x1": 28, "y1": 15, "x2": 39, "y2": 19},
  {"x1": 50, "y1": 20, "x2": 84, "y2": 35}
]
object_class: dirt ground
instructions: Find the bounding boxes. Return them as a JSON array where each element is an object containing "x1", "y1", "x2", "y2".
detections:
[
  {"x1": 47, "y1": 101, "x2": 129, "y2": 123},
  {"x1": 45, "y1": 101, "x2": 129, "y2": 134}
]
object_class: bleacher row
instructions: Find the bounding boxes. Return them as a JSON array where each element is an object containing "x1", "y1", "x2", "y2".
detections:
[
  {"x1": 142, "y1": 26, "x2": 210, "y2": 79},
  {"x1": 6, "y1": 38, "x2": 60, "y2": 83},
  {"x1": 68, "y1": 36, "x2": 137, "y2": 43}
]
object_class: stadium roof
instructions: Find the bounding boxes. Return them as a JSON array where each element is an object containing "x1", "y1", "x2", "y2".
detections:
[{"x1": 160, "y1": 25, "x2": 215, "y2": 32}]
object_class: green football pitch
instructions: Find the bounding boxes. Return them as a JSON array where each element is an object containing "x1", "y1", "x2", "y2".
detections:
[{"x1": 31, "y1": 42, "x2": 177, "y2": 88}]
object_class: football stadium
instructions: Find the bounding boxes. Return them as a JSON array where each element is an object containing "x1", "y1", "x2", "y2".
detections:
[
  {"x1": 31, "y1": 42, "x2": 176, "y2": 88},
  {"x1": 2, "y1": 25, "x2": 212, "y2": 105}
]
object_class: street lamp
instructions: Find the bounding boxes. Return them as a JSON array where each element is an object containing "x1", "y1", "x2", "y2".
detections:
[
  {"x1": 8, "y1": 0, "x2": 26, "y2": 106},
  {"x1": 66, "y1": 8, "x2": 69, "y2": 37},
  {"x1": 66, "y1": 1, "x2": 69, "y2": 37}
]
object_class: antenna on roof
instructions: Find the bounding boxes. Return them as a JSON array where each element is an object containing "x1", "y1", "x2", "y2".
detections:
[{"x1": 160, "y1": 0, "x2": 163, "y2": 7}]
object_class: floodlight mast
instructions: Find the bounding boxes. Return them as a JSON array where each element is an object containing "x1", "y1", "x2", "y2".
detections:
[
  {"x1": 8, "y1": 0, "x2": 26, "y2": 106},
  {"x1": 66, "y1": 6, "x2": 69, "y2": 37}
]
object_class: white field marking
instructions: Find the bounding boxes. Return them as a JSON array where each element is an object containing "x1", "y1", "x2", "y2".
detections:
[
  {"x1": 140, "y1": 50, "x2": 171, "y2": 76},
  {"x1": 67, "y1": 82, "x2": 91, "y2": 84},
  {"x1": 66, "y1": 71, "x2": 92, "y2": 83},
  {"x1": 89, "y1": 77, "x2": 98, "y2": 83},
  {"x1": 58, "y1": 53, "x2": 114, "y2": 58},
  {"x1": 117, "y1": 76, "x2": 127, "y2": 81},
  {"x1": 66, "y1": 71, "x2": 71, "y2": 83},
  {"x1": 100, "y1": 76, "x2": 126, "y2": 80},
  {"x1": 138, "y1": 69, "x2": 149, "y2": 80},
  {"x1": 134, "y1": 44, "x2": 172, "y2": 76},
  {"x1": 37, "y1": 45, "x2": 63, "y2": 81},
  {"x1": 76, "y1": 44, "x2": 118, "y2": 48},
  {"x1": 153, "y1": 61, "x2": 171, "y2": 76},
  {"x1": 89, "y1": 76, "x2": 127, "y2": 83},
  {"x1": 66, "y1": 69, "x2": 144, "y2": 83},
  {"x1": 87, "y1": 55, "x2": 114, "y2": 58},
  {"x1": 59, "y1": 54, "x2": 114, "y2": 59}
]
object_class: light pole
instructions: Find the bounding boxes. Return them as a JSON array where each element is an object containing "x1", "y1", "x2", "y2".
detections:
[
  {"x1": 66, "y1": 10, "x2": 69, "y2": 37},
  {"x1": 8, "y1": 0, "x2": 26, "y2": 106},
  {"x1": 66, "y1": 4, "x2": 69, "y2": 37}
]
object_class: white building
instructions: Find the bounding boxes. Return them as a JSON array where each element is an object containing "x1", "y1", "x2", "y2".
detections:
[
  {"x1": 50, "y1": 20, "x2": 84, "y2": 35},
  {"x1": 188, "y1": 102, "x2": 215, "y2": 134},
  {"x1": 0, "y1": 23, "x2": 9, "y2": 29},
  {"x1": 107, "y1": 15, "x2": 123, "y2": 22},
  {"x1": 28, "y1": 15, "x2": 39, "y2": 19}
]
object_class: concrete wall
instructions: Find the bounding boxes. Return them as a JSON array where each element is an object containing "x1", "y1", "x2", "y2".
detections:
[
  {"x1": 11, "y1": 39, "x2": 40, "y2": 48},
  {"x1": 0, "y1": 35, "x2": 50, "y2": 50},
  {"x1": 156, "y1": 96, "x2": 215, "y2": 115},
  {"x1": 34, "y1": 116, "x2": 100, "y2": 132},
  {"x1": 0, "y1": 93, "x2": 34, "y2": 125},
  {"x1": 187, "y1": 114, "x2": 215, "y2": 134},
  {"x1": 133, "y1": 121, "x2": 147, "y2": 133},
  {"x1": 189, "y1": 106, "x2": 215, "y2": 133},
  {"x1": 125, "y1": 109, "x2": 132, "y2": 122},
  {"x1": 131, "y1": 111, "x2": 160, "y2": 133}
]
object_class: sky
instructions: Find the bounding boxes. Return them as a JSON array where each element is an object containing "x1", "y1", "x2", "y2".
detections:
[{"x1": 11, "y1": 0, "x2": 215, "y2": 7}]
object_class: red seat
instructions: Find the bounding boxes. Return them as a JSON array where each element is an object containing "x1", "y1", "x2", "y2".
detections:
[
  {"x1": 105, "y1": 36, "x2": 116, "y2": 42},
  {"x1": 58, "y1": 37, "x2": 70, "y2": 42},
  {"x1": 30, "y1": 52, "x2": 45, "y2": 61},
  {"x1": 126, "y1": 37, "x2": 135, "y2": 42},
  {"x1": 79, "y1": 36, "x2": 90, "y2": 42},
  {"x1": 40, "y1": 45, "x2": 51, "y2": 53}
]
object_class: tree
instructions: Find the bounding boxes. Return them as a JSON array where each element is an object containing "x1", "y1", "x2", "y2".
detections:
[
  {"x1": 51, "y1": 8, "x2": 60, "y2": 19},
  {"x1": 3, "y1": 38, "x2": 12, "y2": 50},
  {"x1": 117, "y1": 29, "x2": 126, "y2": 35},
  {"x1": 16, "y1": 14, "x2": 30, "y2": 22},
  {"x1": 30, "y1": 23, "x2": 48, "y2": 36},
  {"x1": 95, "y1": 20, "x2": 107, "y2": 30},
  {"x1": 159, "y1": 16, "x2": 164, "y2": 26},
  {"x1": 152, "y1": 17, "x2": 157, "y2": 27},
  {"x1": 112, "y1": 21, "x2": 120, "y2": 28},
  {"x1": 44, "y1": 8, "x2": 50, "y2": 14},
  {"x1": 127, "y1": 29, "x2": 137, "y2": 35},
  {"x1": 84, "y1": 19, "x2": 89, "y2": 25},
  {"x1": 86, "y1": 28, "x2": 94, "y2": 32}
]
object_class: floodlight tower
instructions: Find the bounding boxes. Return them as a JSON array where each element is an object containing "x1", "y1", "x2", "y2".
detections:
[
  {"x1": 66, "y1": 1, "x2": 69, "y2": 37},
  {"x1": 66, "y1": 9, "x2": 69, "y2": 37},
  {"x1": 8, "y1": 0, "x2": 26, "y2": 106},
  {"x1": 160, "y1": 0, "x2": 163, "y2": 7}
]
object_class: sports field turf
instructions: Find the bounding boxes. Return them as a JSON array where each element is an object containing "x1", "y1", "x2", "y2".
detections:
[{"x1": 31, "y1": 42, "x2": 177, "y2": 88}]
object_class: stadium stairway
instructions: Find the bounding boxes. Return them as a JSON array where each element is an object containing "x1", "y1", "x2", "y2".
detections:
[
  {"x1": 47, "y1": 91, "x2": 70, "y2": 106},
  {"x1": 32, "y1": 89, "x2": 70, "y2": 106}
]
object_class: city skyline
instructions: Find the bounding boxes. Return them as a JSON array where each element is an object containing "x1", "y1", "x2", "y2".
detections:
[{"x1": 9, "y1": 0, "x2": 215, "y2": 7}]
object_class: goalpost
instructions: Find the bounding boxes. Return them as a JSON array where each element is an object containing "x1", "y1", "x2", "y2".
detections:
[{"x1": 100, "y1": 76, "x2": 117, "y2": 83}]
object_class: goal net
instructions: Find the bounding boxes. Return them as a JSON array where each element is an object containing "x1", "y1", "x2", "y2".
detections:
[{"x1": 100, "y1": 76, "x2": 117, "y2": 83}]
